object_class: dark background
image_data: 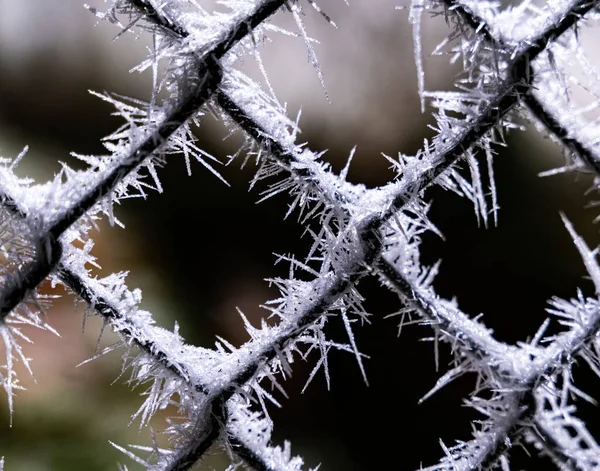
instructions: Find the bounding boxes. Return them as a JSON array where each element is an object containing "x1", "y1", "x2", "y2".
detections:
[{"x1": 0, "y1": 1, "x2": 598, "y2": 470}]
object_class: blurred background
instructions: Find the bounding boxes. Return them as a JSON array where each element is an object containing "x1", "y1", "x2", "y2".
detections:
[{"x1": 0, "y1": 0, "x2": 599, "y2": 470}]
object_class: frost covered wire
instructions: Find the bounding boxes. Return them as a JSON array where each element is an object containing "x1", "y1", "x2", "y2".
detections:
[
  {"x1": 0, "y1": 0, "x2": 291, "y2": 325},
  {"x1": 0, "y1": 59, "x2": 219, "y2": 321},
  {"x1": 1, "y1": 0, "x2": 600, "y2": 469},
  {"x1": 2, "y1": 0, "x2": 329, "y2": 468},
  {"x1": 531, "y1": 382, "x2": 600, "y2": 470},
  {"x1": 125, "y1": 3, "x2": 517, "y2": 408},
  {"x1": 373, "y1": 0, "x2": 599, "y2": 234},
  {"x1": 129, "y1": 1, "x2": 600, "y2": 470},
  {"x1": 390, "y1": 1, "x2": 600, "y2": 469},
  {"x1": 404, "y1": 222, "x2": 600, "y2": 470},
  {"x1": 523, "y1": 93, "x2": 600, "y2": 176},
  {"x1": 0, "y1": 148, "x2": 296, "y2": 471},
  {"x1": 221, "y1": 0, "x2": 600, "y2": 415},
  {"x1": 85, "y1": 0, "x2": 600, "y2": 469},
  {"x1": 215, "y1": 87, "x2": 513, "y2": 374},
  {"x1": 444, "y1": 0, "x2": 600, "y2": 178},
  {"x1": 0, "y1": 0, "x2": 308, "y2": 469}
]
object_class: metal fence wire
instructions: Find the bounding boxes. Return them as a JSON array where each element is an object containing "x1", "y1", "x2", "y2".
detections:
[{"x1": 1, "y1": 0, "x2": 600, "y2": 469}]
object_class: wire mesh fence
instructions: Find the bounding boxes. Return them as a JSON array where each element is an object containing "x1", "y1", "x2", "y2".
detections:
[{"x1": 1, "y1": 0, "x2": 600, "y2": 469}]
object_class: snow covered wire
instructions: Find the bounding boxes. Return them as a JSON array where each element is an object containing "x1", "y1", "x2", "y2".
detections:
[{"x1": 1, "y1": 0, "x2": 600, "y2": 469}]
